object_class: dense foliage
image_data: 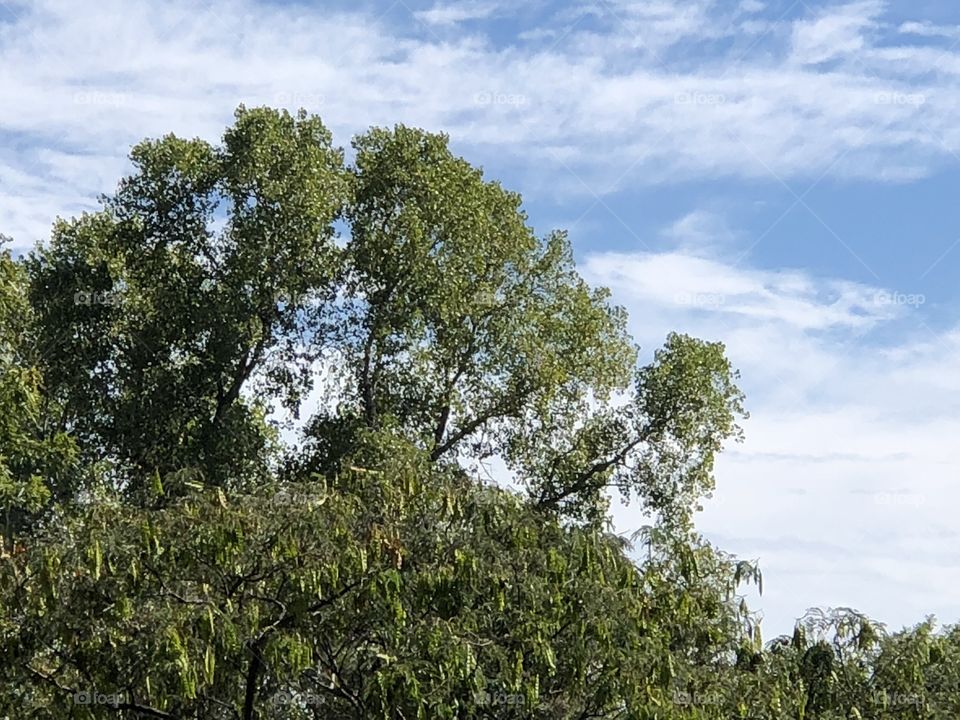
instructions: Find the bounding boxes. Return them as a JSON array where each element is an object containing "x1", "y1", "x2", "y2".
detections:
[{"x1": 1, "y1": 108, "x2": 957, "y2": 718}]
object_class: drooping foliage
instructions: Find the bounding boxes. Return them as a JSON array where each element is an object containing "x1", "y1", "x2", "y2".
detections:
[{"x1": 0, "y1": 244, "x2": 78, "y2": 547}]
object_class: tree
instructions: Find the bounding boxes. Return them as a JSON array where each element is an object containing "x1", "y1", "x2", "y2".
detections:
[
  {"x1": 300, "y1": 124, "x2": 745, "y2": 529},
  {"x1": 26, "y1": 107, "x2": 349, "y2": 495},
  {"x1": 0, "y1": 239, "x2": 77, "y2": 550},
  {"x1": 2, "y1": 109, "x2": 754, "y2": 719},
  {"x1": 4, "y1": 106, "x2": 952, "y2": 720}
]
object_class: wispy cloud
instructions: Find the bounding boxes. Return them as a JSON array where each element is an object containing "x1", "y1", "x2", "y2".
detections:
[
  {"x1": 414, "y1": 1, "x2": 505, "y2": 26},
  {"x1": 790, "y1": 0, "x2": 885, "y2": 65},
  {"x1": 2, "y1": 0, "x2": 960, "y2": 247},
  {"x1": 585, "y1": 249, "x2": 901, "y2": 331},
  {"x1": 661, "y1": 209, "x2": 741, "y2": 252},
  {"x1": 898, "y1": 20, "x2": 960, "y2": 40},
  {"x1": 585, "y1": 214, "x2": 959, "y2": 635}
]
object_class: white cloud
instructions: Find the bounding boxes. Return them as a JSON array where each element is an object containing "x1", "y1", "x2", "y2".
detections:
[
  {"x1": 790, "y1": 0, "x2": 885, "y2": 65},
  {"x1": 898, "y1": 20, "x2": 960, "y2": 40},
  {"x1": 662, "y1": 209, "x2": 739, "y2": 251},
  {"x1": 587, "y1": 224, "x2": 960, "y2": 635},
  {"x1": 2, "y1": 0, "x2": 960, "y2": 247},
  {"x1": 584, "y1": 250, "x2": 900, "y2": 331},
  {"x1": 414, "y1": 1, "x2": 504, "y2": 26}
]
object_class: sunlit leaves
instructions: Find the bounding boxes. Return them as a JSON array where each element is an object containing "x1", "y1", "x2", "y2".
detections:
[
  {"x1": 4, "y1": 107, "x2": 951, "y2": 720},
  {"x1": 2, "y1": 455, "x2": 709, "y2": 718},
  {"x1": 27, "y1": 107, "x2": 349, "y2": 494}
]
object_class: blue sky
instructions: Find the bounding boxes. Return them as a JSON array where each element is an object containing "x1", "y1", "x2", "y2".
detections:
[{"x1": 3, "y1": 0, "x2": 960, "y2": 637}]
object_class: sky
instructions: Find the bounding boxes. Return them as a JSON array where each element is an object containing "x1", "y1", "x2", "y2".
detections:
[{"x1": 2, "y1": 0, "x2": 960, "y2": 638}]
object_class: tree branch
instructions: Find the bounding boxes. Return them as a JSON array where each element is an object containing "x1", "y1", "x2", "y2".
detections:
[{"x1": 536, "y1": 437, "x2": 642, "y2": 510}]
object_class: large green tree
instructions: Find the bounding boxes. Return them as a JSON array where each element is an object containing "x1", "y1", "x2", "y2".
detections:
[
  {"x1": 3, "y1": 107, "x2": 955, "y2": 720},
  {"x1": 27, "y1": 107, "x2": 348, "y2": 494},
  {"x1": 301, "y1": 125, "x2": 745, "y2": 529}
]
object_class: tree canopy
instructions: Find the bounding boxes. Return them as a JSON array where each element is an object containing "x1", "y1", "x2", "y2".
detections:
[{"x1": 1, "y1": 107, "x2": 957, "y2": 719}]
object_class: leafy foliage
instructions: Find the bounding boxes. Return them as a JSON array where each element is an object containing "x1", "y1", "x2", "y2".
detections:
[
  {"x1": 27, "y1": 107, "x2": 348, "y2": 494},
  {"x1": 0, "y1": 108, "x2": 955, "y2": 719},
  {"x1": 0, "y1": 242, "x2": 78, "y2": 548}
]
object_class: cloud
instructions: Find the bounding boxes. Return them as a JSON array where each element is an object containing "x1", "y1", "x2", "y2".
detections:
[
  {"x1": 589, "y1": 0, "x2": 728, "y2": 51},
  {"x1": 898, "y1": 20, "x2": 960, "y2": 40},
  {"x1": 585, "y1": 218, "x2": 960, "y2": 635},
  {"x1": 2, "y1": 0, "x2": 960, "y2": 248},
  {"x1": 583, "y1": 249, "x2": 901, "y2": 331},
  {"x1": 414, "y1": 1, "x2": 504, "y2": 26},
  {"x1": 791, "y1": 0, "x2": 885, "y2": 65},
  {"x1": 661, "y1": 209, "x2": 740, "y2": 252}
]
